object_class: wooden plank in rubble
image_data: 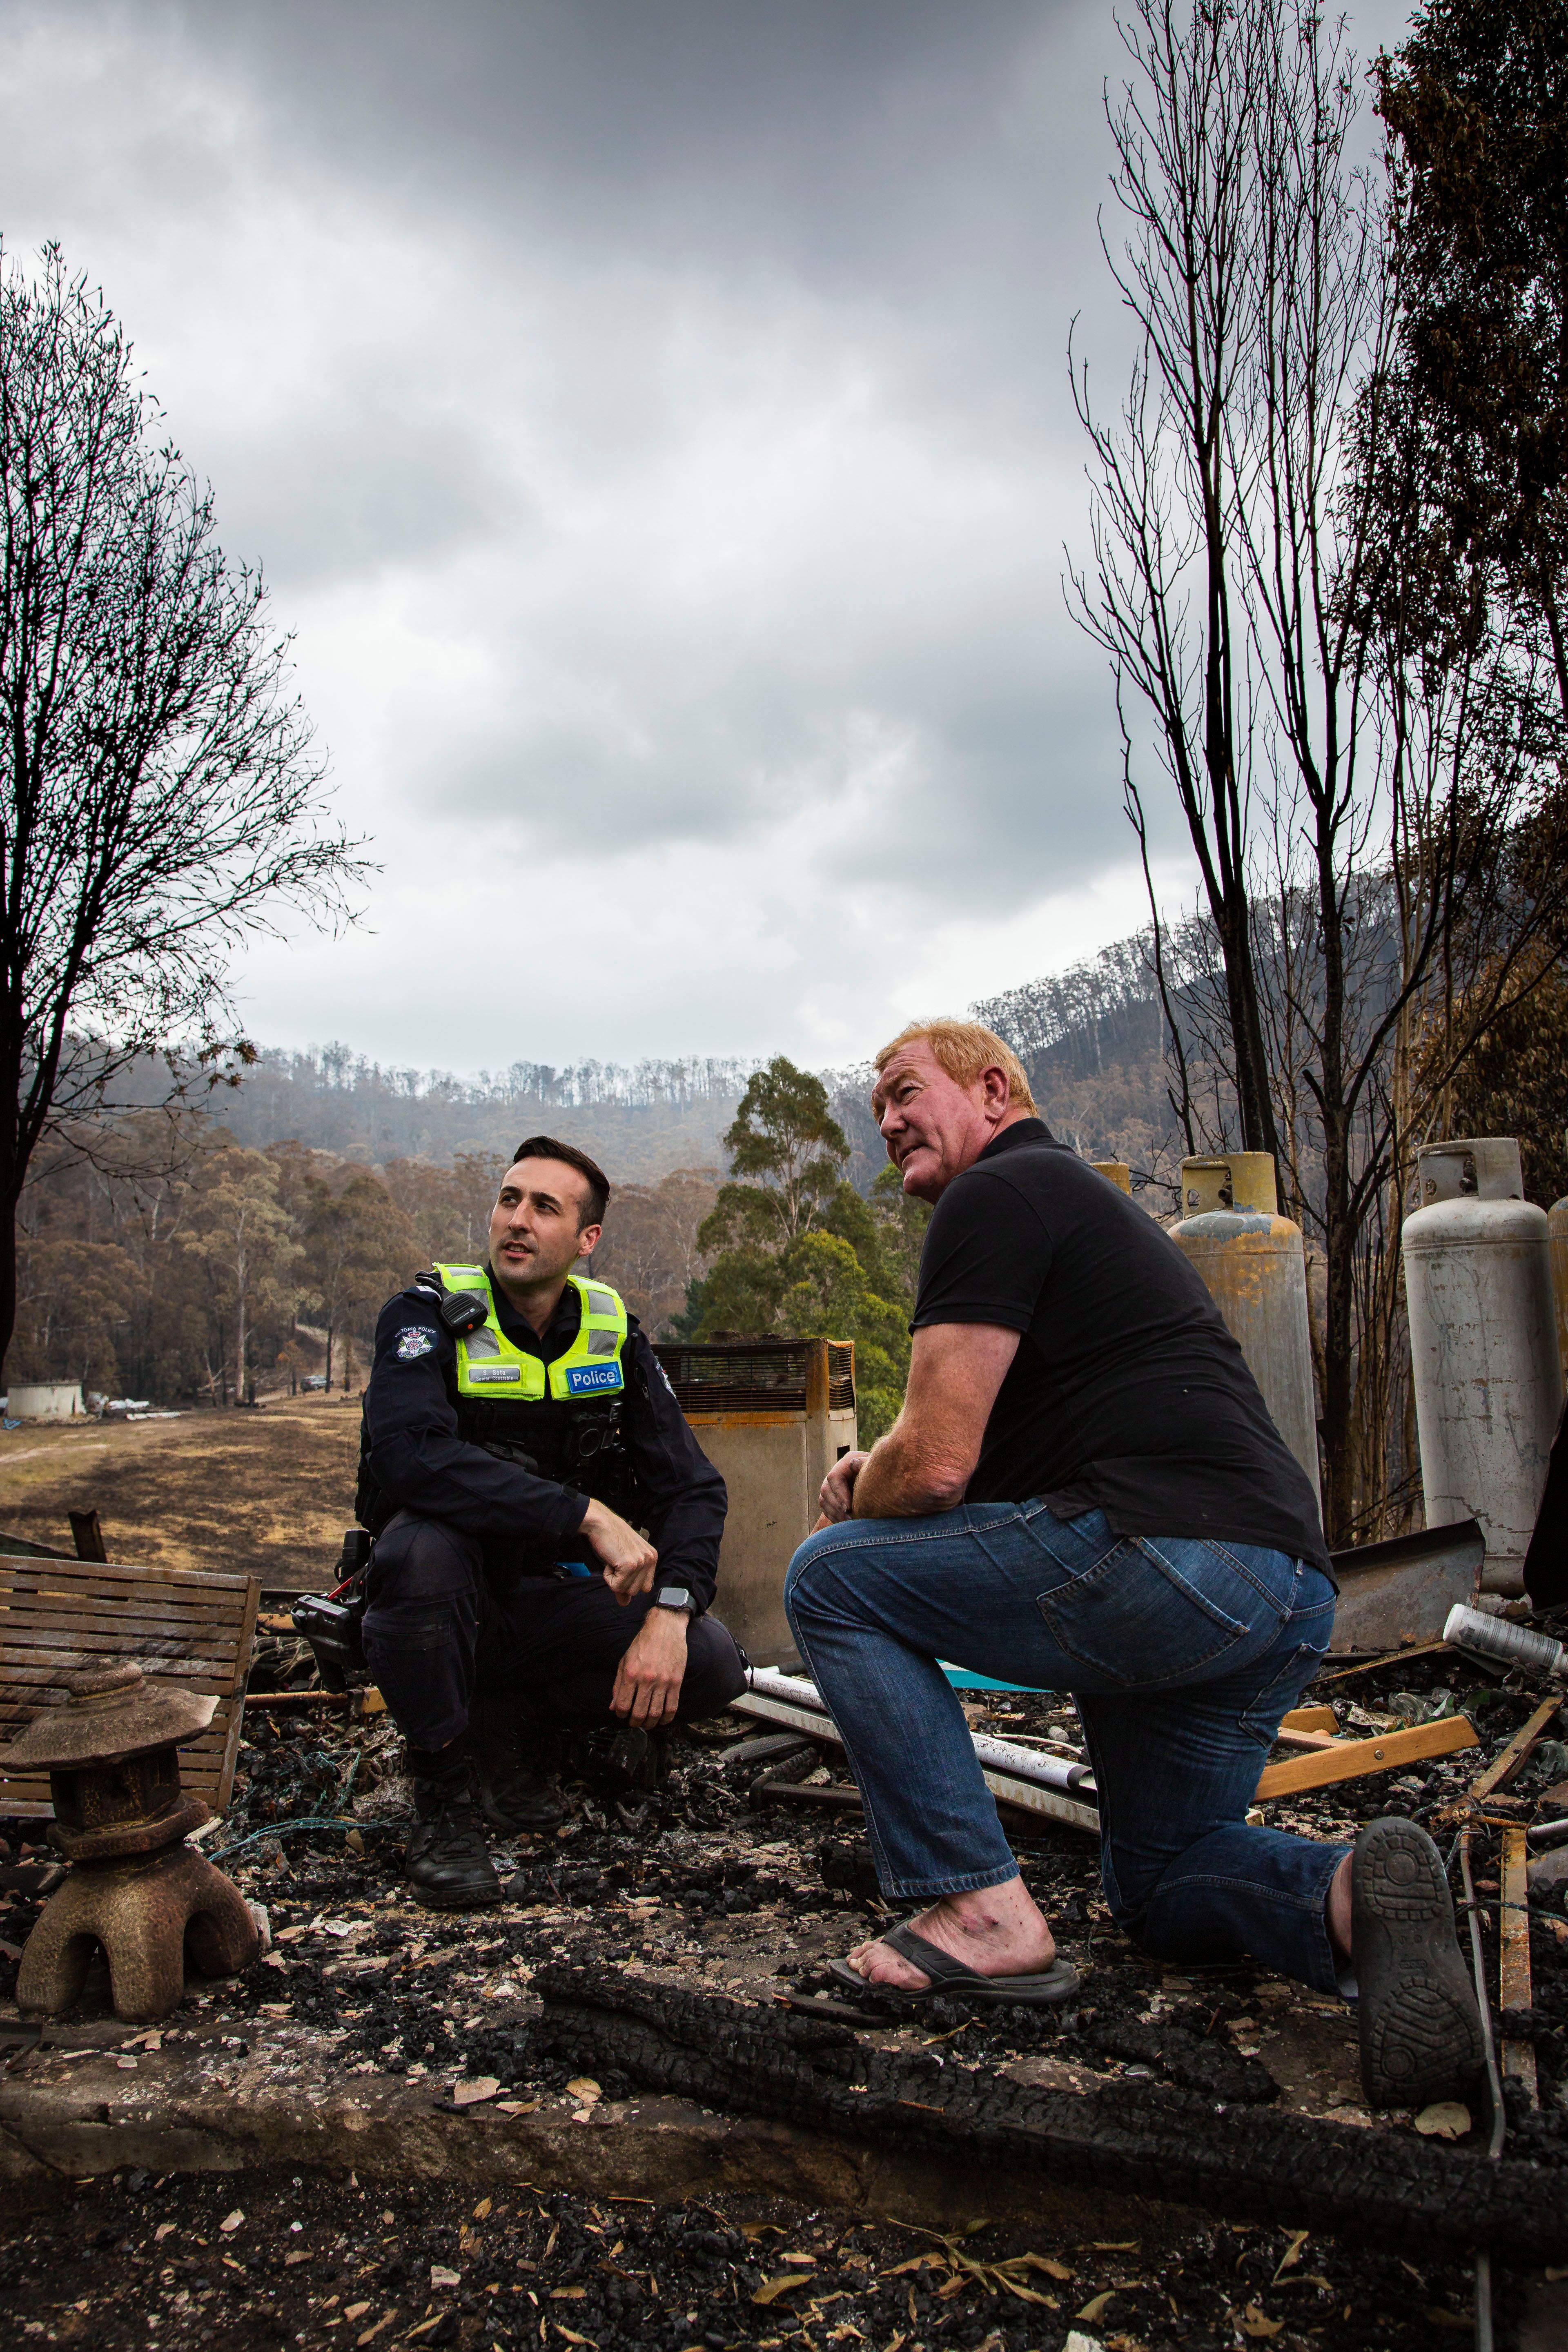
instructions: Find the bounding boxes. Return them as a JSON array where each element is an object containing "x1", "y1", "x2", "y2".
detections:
[
  {"x1": 1254, "y1": 1713, "x2": 1478, "y2": 1800},
  {"x1": 1499, "y1": 1824, "x2": 1538, "y2": 2107}
]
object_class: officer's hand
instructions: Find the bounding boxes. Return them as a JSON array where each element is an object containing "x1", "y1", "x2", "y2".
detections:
[
  {"x1": 818, "y1": 1450, "x2": 869, "y2": 1524},
  {"x1": 612, "y1": 1607, "x2": 688, "y2": 1729},
  {"x1": 580, "y1": 1498, "x2": 658, "y2": 1599}
]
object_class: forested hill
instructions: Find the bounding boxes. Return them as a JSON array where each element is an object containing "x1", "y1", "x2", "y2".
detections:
[
  {"x1": 215, "y1": 1047, "x2": 754, "y2": 1182},
  {"x1": 216, "y1": 936, "x2": 1178, "y2": 1189}
]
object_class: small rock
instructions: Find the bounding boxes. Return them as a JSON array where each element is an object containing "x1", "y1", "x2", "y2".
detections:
[
  {"x1": 452, "y1": 2077, "x2": 499, "y2": 2107},
  {"x1": 1414, "y1": 2101, "x2": 1472, "y2": 2140},
  {"x1": 1527, "y1": 1848, "x2": 1568, "y2": 1904},
  {"x1": 218, "y1": 2210, "x2": 245, "y2": 2235},
  {"x1": 1064, "y1": 2334, "x2": 1107, "y2": 2352},
  {"x1": 430, "y1": 2265, "x2": 461, "y2": 2289}
]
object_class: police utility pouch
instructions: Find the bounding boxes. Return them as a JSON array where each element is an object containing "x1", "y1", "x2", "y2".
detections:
[{"x1": 292, "y1": 1527, "x2": 374, "y2": 1691}]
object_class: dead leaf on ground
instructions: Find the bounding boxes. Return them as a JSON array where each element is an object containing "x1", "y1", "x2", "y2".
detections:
[
  {"x1": 1414, "y1": 2101, "x2": 1472, "y2": 2140},
  {"x1": 1077, "y1": 2287, "x2": 1144, "y2": 2322},
  {"x1": 752, "y1": 2274, "x2": 814, "y2": 2306},
  {"x1": 1001, "y1": 2253, "x2": 1074, "y2": 2282},
  {"x1": 1270, "y1": 2230, "x2": 1308, "y2": 2283},
  {"x1": 1240, "y1": 2307, "x2": 1285, "y2": 2339}
]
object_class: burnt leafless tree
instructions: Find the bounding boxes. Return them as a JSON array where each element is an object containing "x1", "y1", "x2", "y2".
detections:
[
  {"x1": 1067, "y1": 0, "x2": 1282, "y2": 1164},
  {"x1": 0, "y1": 245, "x2": 364, "y2": 1375},
  {"x1": 1068, "y1": 1, "x2": 1568, "y2": 1540}
]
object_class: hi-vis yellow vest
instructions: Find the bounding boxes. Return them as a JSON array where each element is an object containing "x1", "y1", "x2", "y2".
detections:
[{"x1": 432, "y1": 1265, "x2": 628, "y2": 1401}]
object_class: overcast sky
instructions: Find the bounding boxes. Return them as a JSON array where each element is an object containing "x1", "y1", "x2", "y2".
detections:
[{"x1": 1, "y1": 0, "x2": 1405, "y2": 1075}]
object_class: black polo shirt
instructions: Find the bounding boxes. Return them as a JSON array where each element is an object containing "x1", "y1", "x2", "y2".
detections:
[{"x1": 911, "y1": 1119, "x2": 1330, "y2": 1571}]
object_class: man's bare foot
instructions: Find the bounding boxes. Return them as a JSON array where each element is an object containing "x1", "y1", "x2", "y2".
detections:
[{"x1": 846, "y1": 1874, "x2": 1055, "y2": 1989}]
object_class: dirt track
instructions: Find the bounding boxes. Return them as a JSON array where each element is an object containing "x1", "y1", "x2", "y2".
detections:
[{"x1": 0, "y1": 1398, "x2": 362, "y2": 1589}]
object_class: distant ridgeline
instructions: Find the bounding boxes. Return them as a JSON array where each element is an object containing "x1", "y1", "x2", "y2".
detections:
[
  {"x1": 974, "y1": 934, "x2": 1176, "y2": 1173},
  {"x1": 214, "y1": 934, "x2": 1178, "y2": 1190},
  {"x1": 215, "y1": 1045, "x2": 754, "y2": 1183}
]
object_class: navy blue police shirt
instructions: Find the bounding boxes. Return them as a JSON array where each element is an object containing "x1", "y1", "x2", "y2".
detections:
[{"x1": 362, "y1": 1274, "x2": 728, "y2": 1609}]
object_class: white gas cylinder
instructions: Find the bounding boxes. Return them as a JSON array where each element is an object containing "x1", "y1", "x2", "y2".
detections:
[
  {"x1": 1403, "y1": 1136, "x2": 1563, "y2": 1595},
  {"x1": 1170, "y1": 1153, "x2": 1321, "y2": 1505}
]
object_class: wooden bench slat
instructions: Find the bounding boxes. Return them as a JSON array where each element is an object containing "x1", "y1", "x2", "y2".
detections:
[
  {"x1": 0, "y1": 1559, "x2": 258, "y2": 1818},
  {"x1": 0, "y1": 1588, "x2": 256, "y2": 1617},
  {"x1": 0, "y1": 1620, "x2": 245, "y2": 1656},
  {"x1": 0, "y1": 1556, "x2": 257, "y2": 1590}
]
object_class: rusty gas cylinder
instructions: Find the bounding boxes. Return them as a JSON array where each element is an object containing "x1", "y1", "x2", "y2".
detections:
[{"x1": 1171, "y1": 1152, "x2": 1322, "y2": 1508}]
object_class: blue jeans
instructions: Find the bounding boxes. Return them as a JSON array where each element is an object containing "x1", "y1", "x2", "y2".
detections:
[{"x1": 785, "y1": 1501, "x2": 1348, "y2": 1994}]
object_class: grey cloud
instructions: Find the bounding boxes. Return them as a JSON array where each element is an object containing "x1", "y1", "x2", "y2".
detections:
[
  {"x1": 203, "y1": 400, "x2": 521, "y2": 584},
  {"x1": 0, "y1": 0, "x2": 1401, "y2": 1067}
]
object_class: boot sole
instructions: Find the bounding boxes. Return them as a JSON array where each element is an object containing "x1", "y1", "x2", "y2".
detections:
[
  {"x1": 1354, "y1": 1818, "x2": 1485, "y2": 2109},
  {"x1": 408, "y1": 1880, "x2": 504, "y2": 1911}
]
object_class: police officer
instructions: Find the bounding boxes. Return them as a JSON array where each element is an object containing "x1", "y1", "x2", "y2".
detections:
[{"x1": 358, "y1": 1136, "x2": 744, "y2": 1909}]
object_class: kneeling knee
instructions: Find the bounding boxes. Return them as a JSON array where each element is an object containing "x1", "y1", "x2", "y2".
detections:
[
  {"x1": 681, "y1": 1619, "x2": 748, "y2": 1717},
  {"x1": 370, "y1": 1516, "x2": 479, "y2": 1606}
]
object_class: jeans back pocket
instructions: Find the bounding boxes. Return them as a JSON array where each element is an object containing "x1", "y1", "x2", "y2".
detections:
[{"x1": 1031, "y1": 1517, "x2": 1275, "y2": 1689}]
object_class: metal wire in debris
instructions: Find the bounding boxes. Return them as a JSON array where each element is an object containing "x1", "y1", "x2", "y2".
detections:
[{"x1": 208, "y1": 1816, "x2": 388, "y2": 1862}]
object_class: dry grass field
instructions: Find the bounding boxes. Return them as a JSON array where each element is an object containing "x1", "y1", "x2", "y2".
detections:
[{"x1": 0, "y1": 1397, "x2": 363, "y2": 1590}]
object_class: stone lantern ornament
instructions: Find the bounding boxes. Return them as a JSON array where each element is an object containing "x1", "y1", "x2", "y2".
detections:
[{"x1": 1, "y1": 1662, "x2": 259, "y2": 2022}]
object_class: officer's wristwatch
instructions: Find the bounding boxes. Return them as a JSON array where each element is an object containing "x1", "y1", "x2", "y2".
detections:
[{"x1": 651, "y1": 1584, "x2": 699, "y2": 1616}]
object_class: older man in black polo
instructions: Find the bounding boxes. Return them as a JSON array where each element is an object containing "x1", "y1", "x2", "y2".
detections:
[{"x1": 784, "y1": 1020, "x2": 1483, "y2": 2113}]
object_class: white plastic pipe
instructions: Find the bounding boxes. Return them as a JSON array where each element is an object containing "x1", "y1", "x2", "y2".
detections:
[
  {"x1": 744, "y1": 1666, "x2": 1097, "y2": 1798},
  {"x1": 1443, "y1": 1601, "x2": 1567, "y2": 1679}
]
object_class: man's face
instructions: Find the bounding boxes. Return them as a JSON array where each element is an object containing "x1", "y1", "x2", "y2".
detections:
[
  {"x1": 488, "y1": 1158, "x2": 601, "y2": 1287},
  {"x1": 872, "y1": 1041, "x2": 1010, "y2": 1202}
]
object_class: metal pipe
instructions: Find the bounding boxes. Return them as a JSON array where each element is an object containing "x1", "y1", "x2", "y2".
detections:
[
  {"x1": 1459, "y1": 1823, "x2": 1505, "y2": 2352},
  {"x1": 742, "y1": 1667, "x2": 1098, "y2": 1798}
]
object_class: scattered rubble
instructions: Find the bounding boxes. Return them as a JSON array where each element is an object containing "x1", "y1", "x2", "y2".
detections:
[{"x1": 4, "y1": 1629, "x2": 1568, "y2": 2340}]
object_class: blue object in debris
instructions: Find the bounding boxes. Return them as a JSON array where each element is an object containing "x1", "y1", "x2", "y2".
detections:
[{"x1": 940, "y1": 1661, "x2": 1054, "y2": 1695}]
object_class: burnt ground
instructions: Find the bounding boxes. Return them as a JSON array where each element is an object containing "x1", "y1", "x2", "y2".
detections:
[
  {"x1": 4, "y1": 1642, "x2": 1568, "y2": 2344},
  {"x1": 0, "y1": 2161, "x2": 1509, "y2": 2352},
  {"x1": 0, "y1": 1401, "x2": 363, "y2": 1586}
]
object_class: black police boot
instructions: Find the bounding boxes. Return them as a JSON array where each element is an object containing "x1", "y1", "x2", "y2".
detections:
[
  {"x1": 405, "y1": 1758, "x2": 503, "y2": 1911},
  {"x1": 470, "y1": 1697, "x2": 565, "y2": 1835}
]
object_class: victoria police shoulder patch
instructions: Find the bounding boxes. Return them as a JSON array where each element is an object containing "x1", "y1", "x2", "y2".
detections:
[{"x1": 395, "y1": 1325, "x2": 438, "y2": 1361}]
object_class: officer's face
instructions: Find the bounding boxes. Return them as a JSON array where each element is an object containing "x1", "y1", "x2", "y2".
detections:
[{"x1": 488, "y1": 1159, "x2": 603, "y2": 1286}]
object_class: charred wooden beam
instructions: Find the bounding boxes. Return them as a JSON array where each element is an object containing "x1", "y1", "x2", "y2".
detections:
[{"x1": 533, "y1": 1964, "x2": 1568, "y2": 2262}]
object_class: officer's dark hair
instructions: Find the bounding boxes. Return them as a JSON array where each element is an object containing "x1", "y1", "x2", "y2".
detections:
[{"x1": 507, "y1": 1136, "x2": 610, "y2": 1230}]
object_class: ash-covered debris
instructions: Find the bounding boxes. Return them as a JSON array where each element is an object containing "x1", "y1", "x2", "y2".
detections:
[
  {"x1": 7, "y1": 1633, "x2": 1568, "y2": 2193},
  {"x1": 0, "y1": 2162, "x2": 1518, "y2": 2352}
]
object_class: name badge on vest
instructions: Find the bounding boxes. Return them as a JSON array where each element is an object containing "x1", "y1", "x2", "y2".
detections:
[
  {"x1": 467, "y1": 1365, "x2": 523, "y2": 1383},
  {"x1": 564, "y1": 1363, "x2": 621, "y2": 1395}
]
